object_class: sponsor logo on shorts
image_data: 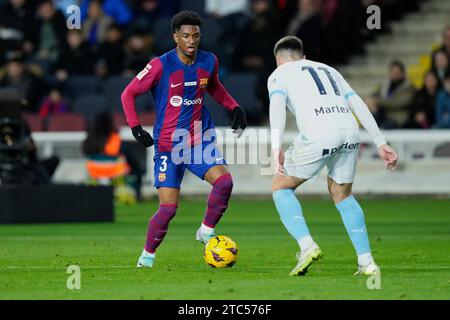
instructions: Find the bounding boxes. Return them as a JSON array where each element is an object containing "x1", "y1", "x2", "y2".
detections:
[
  {"x1": 322, "y1": 142, "x2": 360, "y2": 156},
  {"x1": 315, "y1": 105, "x2": 351, "y2": 117},
  {"x1": 158, "y1": 173, "x2": 166, "y2": 182}
]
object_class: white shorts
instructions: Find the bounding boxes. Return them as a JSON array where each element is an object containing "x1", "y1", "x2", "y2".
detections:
[{"x1": 284, "y1": 129, "x2": 360, "y2": 184}]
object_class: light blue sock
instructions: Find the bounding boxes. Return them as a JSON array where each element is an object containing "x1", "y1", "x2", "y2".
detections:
[
  {"x1": 272, "y1": 189, "x2": 310, "y2": 241},
  {"x1": 335, "y1": 195, "x2": 371, "y2": 255}
]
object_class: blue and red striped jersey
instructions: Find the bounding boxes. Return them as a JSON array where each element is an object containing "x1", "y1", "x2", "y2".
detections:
[{"x1": 121, "y1": 49, "x2": 239, "y2": 152}]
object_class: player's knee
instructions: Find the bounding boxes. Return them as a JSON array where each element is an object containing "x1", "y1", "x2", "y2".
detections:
[
  {"x1": 154, "y1": 205, "x2": 178, "y2": 225},
  {"x1": 272, "y1": 176, "x2": 291, "y2": 192},
  {"x1": 214, "y1": 173, "x2": 233, "y2": 194}
]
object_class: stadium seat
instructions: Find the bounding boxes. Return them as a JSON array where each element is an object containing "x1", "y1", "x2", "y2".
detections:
[
  {"x1": 434, "y1": 143, "x2": 450, "y2": 157},
  {"x1": 22, "y1": 112, "x2": 43, "y2": 132},
  {"x1": 113, "y1": 112, "x2": 128, "y2": 128},
  {"x1": 104, "y1": 76, "x2": 132, "y2": 111},
  {"x1": 103, "y1": 76, "x2": 155, "y2": 114},
  {"x1": 203, "y1": 94, "x2": 231, "y2": 126},
  {"x1": 223, "y1": 73, "x2": 263, "y2": 122},
  {"x1": 153, "y1": 18, "x2": 175, "y2": 54},
  {"x1": 139, "y1": 111, "x2": 156, "y2": 126},
  {"x1": 46, "y1": 113, "x2": 86, "y2": 132},
  {"x1": 66, "y1": 76, "x2": 102, "y2": 100},
  {"x1": 199, "y1": 18, "x2": 222, "y2": 52},
  {"x1": 73, "y1": 94, "x2": 108, "y2": 124},
  {"x1": 179, "y1": 0, "x2": 205, "y2": 16}
]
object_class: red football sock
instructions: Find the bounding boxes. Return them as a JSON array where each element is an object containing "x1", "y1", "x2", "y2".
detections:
[
  {"x1": 203, "y1": 173, "x2": 233, "y2": 228},
  {"x1": 144, "y1": 204, "x2": 177, "y2": 253}
]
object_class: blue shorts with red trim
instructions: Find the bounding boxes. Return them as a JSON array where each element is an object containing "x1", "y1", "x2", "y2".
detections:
[{"x1": 153, "y1": 143, "x2": 226, "y2": 189}]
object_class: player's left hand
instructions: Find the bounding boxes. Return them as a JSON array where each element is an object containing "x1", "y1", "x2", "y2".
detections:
[
  {"x1": 131, "y1": 125, "x2": 154, "y2": 148},
  {"x1": 230, "y1": 106, "x2": 247, "y2": 138}
]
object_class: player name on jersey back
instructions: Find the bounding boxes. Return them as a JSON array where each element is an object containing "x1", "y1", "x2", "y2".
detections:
[
  {"x1": 268, "y1": 59, "x2": 359, "y2": 135},
  {"x1": 314, "y1": 105, "x2": 351, "y2": 117}
]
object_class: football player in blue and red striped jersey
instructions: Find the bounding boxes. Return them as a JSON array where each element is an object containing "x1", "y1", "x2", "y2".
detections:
[{"x1": 121, "y1": 11, "x2": 247, "y2": 268}]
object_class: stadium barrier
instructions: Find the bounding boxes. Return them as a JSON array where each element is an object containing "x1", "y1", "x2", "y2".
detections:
[
  {"x1": 31, "y1": 128, "x2": 450, "y2": 196},
  {"x1": 0, "y1": 184, "x2": 114, "y2": 224}
]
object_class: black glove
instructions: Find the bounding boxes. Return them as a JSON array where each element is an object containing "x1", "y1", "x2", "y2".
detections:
[
  {"x1": 230, "y1": 106, "x2": 247, "y2": 136},
  {"x1": 131, "y1": 125, "x2": 153, "y2": 147}
]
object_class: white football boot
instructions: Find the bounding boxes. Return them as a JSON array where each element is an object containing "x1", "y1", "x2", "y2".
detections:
[
  {"x1": 354, "y1": 263, "x2": 380, "y2": 275},
  {"x1": 289, "y1": 242, "x2": 323, "y2": 276},
  {"x1": 195, "y1": 228, "x2": 216, "y2": 245},
  {"x1": 136, "y1": 250, "x2": 155, "y2": 268}
]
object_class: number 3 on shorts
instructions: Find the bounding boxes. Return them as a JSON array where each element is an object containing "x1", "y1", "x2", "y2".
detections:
[{"x1": 159, "y1": 155, "x2": 168, "y2": 172}]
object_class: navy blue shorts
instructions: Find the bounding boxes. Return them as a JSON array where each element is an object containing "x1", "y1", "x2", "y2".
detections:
[{"x1": 153, "y1": 143, "x2": 226, "y2": 189}]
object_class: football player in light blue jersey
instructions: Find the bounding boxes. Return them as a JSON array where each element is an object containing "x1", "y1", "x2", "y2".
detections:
[{"x1": 268, "y1": 36, "x2": 399, "y2": 276}]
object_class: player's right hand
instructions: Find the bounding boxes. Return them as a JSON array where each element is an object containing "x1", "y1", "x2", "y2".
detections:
[
  {"x1": 377, "y1": 144, "x2": 398, "y2": 171},
  {"x1": 131, "y1": 125, "x2": 154, "y2": 147},
  {"x1": 273, "y1": 148, "x2": 286, "y2": 176}
]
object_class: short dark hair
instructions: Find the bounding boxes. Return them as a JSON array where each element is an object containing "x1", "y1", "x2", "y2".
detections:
[
  {"x1": 390, "y1": 60, "x2": 406, "y2": 73},
  {"x1": 171, "y1": 11, "x2": 202, "y2": 33},
  {"x1": 274, "y1": 36, "x2": 303, "y2": 56}
]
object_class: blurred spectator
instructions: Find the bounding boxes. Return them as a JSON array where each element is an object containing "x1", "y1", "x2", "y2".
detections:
[
  {"x1": 275, "y1": 0, "x2": 300, "y2": 27},
  {"x1": 431, "y1": 25, "x2": 450, "y2": 69},
  {"x1": 0, "y1": 0, "x2": 37, "y2": 55},
  {"x1": 205, "y1": 0, "x2": 249, "y2": 69},
  {"x1": 233, "y1": 0, "x2": 282, "y2": 71},
  {"x1": 321, "y1": 0, "x2": 340, "y2": 26},
  {"x1": 81, "y1": 0, "x2": 113, "y2": 47},
  {"x1": 95, "y1": 24, "x2": 125, "y2": 77},
  {"x1": 83, "y1": 112, "x2": 129, "y2": 182},
  {"x1": 38, "y1": 87, "x2": 69, "y2": 120},
  {"x1": 232, "y1": 0, "x2": 283, "y2": 122},
  {"x1": 0, "y1": 52, "x2": 42, "y2": 112},
  {"x1": 432, "y1": 50, "x2": 449, "y2": 87},
  {"x1": 321, "y1": 0, "x2": 367, "y2": 64},
  {"x1": 123, "y1": 32, "x2": 153, "y2": 77},
  {"x1": 31, "y1": 0, "x2": 67, "y2": 69},
  {"x1": 404, "y1": 71, "x2": 440, "y2": 129},
  {"x1": 55, "y1": 30, "x2": 95, "y2": 78},
  {"x1": 83, "y1": 112, "x2": 144, "y2": 202},
  {"x1": 129, "y1": 0, "x2": 159, "y2": 33},
  {"x1": 286, "y1": 0, "x2": 323, "y2": 61},
  {"x1": 368, "y1": 61, "x2": 415, "y2": 129},
  {"x1": 80, "y1": 0, "x2": 133, "y2": 26},
  {"x1": 435, "y1": 71, "x2": 450, "y2": 129},
  {"x1": 53, "y1": 0, "x2": 77, "y2": 17},
  {"x1": 130, "y1": 0, "x2": 180, "y2": 33}
]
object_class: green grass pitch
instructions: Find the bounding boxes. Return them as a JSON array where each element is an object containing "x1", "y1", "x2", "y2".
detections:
[{"x1": 0, "y1": 198, "x2": 449, "y2": 299}]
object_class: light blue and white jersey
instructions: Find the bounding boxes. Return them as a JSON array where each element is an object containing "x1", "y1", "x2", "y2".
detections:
[{"x1": 267, "y1": 59, "x2": 359, "y2": 138}]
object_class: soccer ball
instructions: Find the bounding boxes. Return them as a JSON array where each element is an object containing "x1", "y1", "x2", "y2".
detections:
[{"x1": 204, "y1": 235, "x2": 238, "y2": 268}]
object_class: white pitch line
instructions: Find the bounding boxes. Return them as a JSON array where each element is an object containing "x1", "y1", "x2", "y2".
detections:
[{"x1": 1, "y1": 265, "x2": 449, "y2": 270}]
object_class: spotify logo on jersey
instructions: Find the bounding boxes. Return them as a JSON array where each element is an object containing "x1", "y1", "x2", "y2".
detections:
[
  {"x1": 170, "y1": 95, "x2": 183, "y2": 107},
  {"x1": 170, "y1": 96, "x2": 203, "y2": 107}
]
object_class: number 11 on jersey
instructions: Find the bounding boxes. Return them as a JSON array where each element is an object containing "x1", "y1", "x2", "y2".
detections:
[{"x1": 302, "y1": 66, "x2": 341, "y2": 96}]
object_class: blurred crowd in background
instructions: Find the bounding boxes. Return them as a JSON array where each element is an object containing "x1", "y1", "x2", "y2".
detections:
[
  {"x1": 367, "y1": 23, "x2": 450, "y2": 130},
  {"x1": 0, "y1": 0, "x2": 448, "y2": 130}
]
